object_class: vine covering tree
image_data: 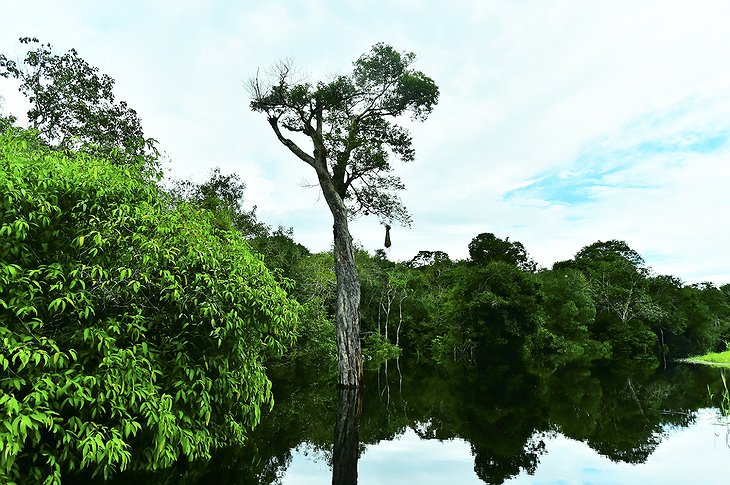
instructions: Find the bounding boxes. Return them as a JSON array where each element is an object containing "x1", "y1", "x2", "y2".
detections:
[{"x1": 250, "y1": 43, "x2": 439, "y2": 387}]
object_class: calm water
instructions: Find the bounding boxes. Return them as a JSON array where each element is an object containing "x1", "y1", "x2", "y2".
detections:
[{"x1": 108, "y1": 359, "x2": 730, "y2": 484}]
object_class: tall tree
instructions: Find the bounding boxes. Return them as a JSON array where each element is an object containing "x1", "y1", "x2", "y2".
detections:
[
  {"x1": 0, "y1": 37, "x2": 157, "y2": 167},
  {"x1": 250, "y1": 43, "x2": 439, "y2": 386}
]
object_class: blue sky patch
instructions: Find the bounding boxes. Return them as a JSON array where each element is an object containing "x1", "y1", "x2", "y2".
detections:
[
  {"x1": 638, "y1": 132, "x2": 727, "y2": 154},
  {"x1": 505, "y1": 128, "x2": 727, "y2": 205}
]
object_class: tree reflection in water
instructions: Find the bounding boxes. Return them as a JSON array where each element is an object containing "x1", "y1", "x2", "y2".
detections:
[
  {"x1": 332, "y1": 387, "x2": 361, "y2": 485},
  {"x1": 97, "y1": 360, "x2": 727, "y2": 484}
]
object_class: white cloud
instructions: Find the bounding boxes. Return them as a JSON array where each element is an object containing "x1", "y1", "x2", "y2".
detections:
[{"x1": 2, "y1": 0, "x2": 729, "y2": 283}]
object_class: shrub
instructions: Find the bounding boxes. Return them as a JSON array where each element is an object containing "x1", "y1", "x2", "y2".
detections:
[{"x1": 0, "y1": 129, "x2": 298, "y2": 483}]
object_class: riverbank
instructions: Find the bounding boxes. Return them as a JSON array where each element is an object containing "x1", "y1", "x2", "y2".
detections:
[{"x1": 680, "y1": 350, "x2": 730, "y2": 367}]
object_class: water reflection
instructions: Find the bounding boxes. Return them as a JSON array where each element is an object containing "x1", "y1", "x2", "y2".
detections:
[
  {"x1": 301, "y1": 360, "x2": 724, "y2": 484},
  {"x1": 101, "y1": 361, "x2": 728, "y2": 484},
  {"x1": 332, "y1": 387, "x2": 361, "y2": 485}
]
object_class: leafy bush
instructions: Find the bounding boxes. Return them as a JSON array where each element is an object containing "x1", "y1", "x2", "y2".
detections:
[
  {"x1": 0, "y1": 129, "x2": 298, "y2": 483},
  {"x1": 362, "y1": 332, "x2": 401, "y2": 366}
]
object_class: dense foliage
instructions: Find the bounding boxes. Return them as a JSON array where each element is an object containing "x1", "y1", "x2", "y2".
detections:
[{"x1": 0, "y1": 129, "x2": 298, "y2": 483}]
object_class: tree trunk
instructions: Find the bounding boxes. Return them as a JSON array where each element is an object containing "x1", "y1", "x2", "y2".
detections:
[
  {"x1": 265, "y1": 116, "x2": 363, "y2": 388},
  {"x1": 396, "y1": 292, "x2": 405, "y2": 348},
  {"x1": 316, "y1": 166, "x2": 363, "y2": 388},
  {"x1": 377, "y1": 296, "x2": 382, "y2": 336},
  {"x1": 332, "y1": 208, "x2": 363, "y2": 388},
  {"x1": 381, "y1": 287, "x2": 393, "y2": 343},
  {"x1": 384, "y1": 301, "x2": 390, "y2": 343}
]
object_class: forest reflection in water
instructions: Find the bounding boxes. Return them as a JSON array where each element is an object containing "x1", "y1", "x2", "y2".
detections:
[{"x1": 107, "y1": 358, "x2": 730, "y2": 484}]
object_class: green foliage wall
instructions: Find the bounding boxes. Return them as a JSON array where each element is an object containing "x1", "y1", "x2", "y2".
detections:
[
  {"x1": 526, "y1": 269, "x2": 610, "y2": 366},
  {"x1": 0, "y1": 129, "x2": 298, "y2": 483},
  {"x1": 164, "y1": 164, "x2": 729, "y2": 375},
  {"x1": 441, "y1": 262, "x2": 542, "y2": 362}
]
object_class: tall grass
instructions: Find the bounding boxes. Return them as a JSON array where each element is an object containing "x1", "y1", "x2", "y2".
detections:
[{"x1": 708, "y1": 371, "x2": 730, "y2": 417}]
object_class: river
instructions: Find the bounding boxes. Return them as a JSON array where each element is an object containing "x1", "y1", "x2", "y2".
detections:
[{"x1": 107, "y1": 358, "x2": 729, "y2": 484}]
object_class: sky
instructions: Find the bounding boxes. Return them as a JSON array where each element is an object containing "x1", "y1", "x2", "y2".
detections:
[
  {"x1": 281, "y1": 413, "x2": 730, "y2": 484},
  {"x1": 1, "y1": 0, "x2": 729, "y2": 285}
]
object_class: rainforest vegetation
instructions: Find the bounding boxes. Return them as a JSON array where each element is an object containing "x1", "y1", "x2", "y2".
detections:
[{"x1": 1, "y1": 39, "x2": 730, "y2": 483}]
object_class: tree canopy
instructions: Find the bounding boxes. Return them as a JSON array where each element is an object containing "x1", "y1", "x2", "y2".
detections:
[
  {"x1": 250, "y1": 42, "x2": 439, "y2": 225},
  {"x1": 0, "y1": 37, "x2": 157, "y2": 167},
  {"x1": 468, "y1": 232, "x2": 537, "y2": 272}
]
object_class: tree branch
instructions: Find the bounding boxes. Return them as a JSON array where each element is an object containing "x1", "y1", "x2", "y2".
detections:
[{"x1": 268, "y1": 116, "x2": 318, "y2": 168}]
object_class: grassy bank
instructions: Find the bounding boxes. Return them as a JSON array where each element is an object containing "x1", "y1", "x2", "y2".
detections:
[{"x1": 681, "y1": 350, "x2": 730, "y2": 367}]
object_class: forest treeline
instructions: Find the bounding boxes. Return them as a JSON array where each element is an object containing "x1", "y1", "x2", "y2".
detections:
[
  {"x1": 186, "y1": 169, "x2": 730, "y2": 373},
  {"x1": 2, "y1": 38, "x2": 730, "y2": 483},
  {"x1": 161, "y1": 145, "x2": 730, "y2": 374}
]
